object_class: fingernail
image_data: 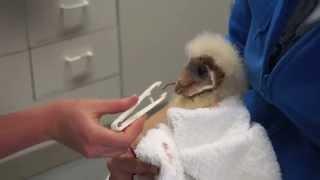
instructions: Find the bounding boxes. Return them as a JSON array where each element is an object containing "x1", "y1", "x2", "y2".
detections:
[
  {"x1": 122, "y1": 95, "x2": 138, "y2": 102},
  {"x1": 128, "y1": 94, "x2": 138, "y2": 99},
  {"x1": 123, "y1": 94, "x2": 137, "y2": 98}
]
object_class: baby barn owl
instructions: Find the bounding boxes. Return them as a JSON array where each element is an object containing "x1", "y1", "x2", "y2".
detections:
[
  {"x1": 139, "y1": 32, "x2": 248, "y2": 143},
  {"x1": 169, "y1": 32, "x2": 247, "y2": 109},
  {"x1": 138, "y1": 32, "x2": 248, "y2": 141}
]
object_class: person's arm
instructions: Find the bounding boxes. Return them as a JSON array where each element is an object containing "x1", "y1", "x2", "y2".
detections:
[
  {"x1": 0, "y1": 96, "x2": 145, "y2": 159},
  {"x1": 0, "y1": 104, "x2": 52, "y2": 158}
]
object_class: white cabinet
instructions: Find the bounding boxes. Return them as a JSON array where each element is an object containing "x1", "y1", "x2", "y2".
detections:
[
  {"x1": 0, "y1": 0, "x2": 120, "y2": 178},
  {"x1": 0, "y1": 0, "x2": 27, "y2": 56},
  {"x1": 0, "y1": 52, "x2": 33, "y2": 114},
  {"x1": 47, "y1": 76, "x2": 120, "y2": 100},
  {"x1": 119, "y1": 0, "x2": 231, "y2": 96},
  {"x1": 27, "y1": 0, "x2": 117, "y2": 47},
  {"x1": 31, "y1": 29, "x2": 119, "y2": 99}
]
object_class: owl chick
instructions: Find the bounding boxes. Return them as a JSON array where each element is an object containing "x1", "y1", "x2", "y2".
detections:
[
  {"x1": 138, "y1": 32, "x2": 248, "y2": 138},
  {"x1": 169, "y1": 32, "x2": 247, "y2": 109}
]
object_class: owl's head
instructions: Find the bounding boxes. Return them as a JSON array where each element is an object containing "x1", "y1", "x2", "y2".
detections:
[{"x1": 174, "y1": 32, "x2": 247, "y2": 99}]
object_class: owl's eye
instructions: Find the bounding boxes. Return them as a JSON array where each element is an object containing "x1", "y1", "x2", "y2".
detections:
[{"x1": 197, "y1": 65, "x2": 208, "y2": 78}]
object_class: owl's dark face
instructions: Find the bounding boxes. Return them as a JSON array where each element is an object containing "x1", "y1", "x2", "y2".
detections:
[{"x1": 175, "y1": 56, "x2": 225, "y2": 97}]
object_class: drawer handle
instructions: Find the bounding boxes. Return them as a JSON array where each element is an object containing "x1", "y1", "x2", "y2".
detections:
[
  {"x1": 65, "y1": 51, "x2": 94, "y2": 63},
  {"x1": 60, "y1": 0, "x2": 90, "y2": 10}
]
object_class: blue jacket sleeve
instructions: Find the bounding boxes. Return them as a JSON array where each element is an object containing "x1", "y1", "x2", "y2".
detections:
[
  {"x1": 270, "y1": 29, "x2": 320, "y2": 147},
  {"x1": 227, "y1": 0, "x2": 251, "y2": 56}
]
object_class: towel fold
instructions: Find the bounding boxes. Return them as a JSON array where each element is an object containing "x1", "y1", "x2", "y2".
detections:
[{"x1": 135, "y1": 96, "x2": 281, "y2": 180}]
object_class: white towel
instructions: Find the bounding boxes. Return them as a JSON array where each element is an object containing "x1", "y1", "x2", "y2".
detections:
[{"x1": 134, "y1": 96, "x2": 281, "y2": 180}]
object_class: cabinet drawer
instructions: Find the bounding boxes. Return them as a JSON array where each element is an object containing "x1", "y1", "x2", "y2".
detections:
[
  {"x1": 30, "y1": 29, "x2": 119, "y2": 99},
  {"x1": 48, "y1": 76, "x2": 120, "y2": 100},
  {"x1": 0, "y1": 52, "x2": 33, "y2": 114},
  {"x1": 31, "y1": 29, "x2": 119, "y2": 99},
  {"x1": 0, "y1": 0, "x2": 27, "y2": 56},
  {"x1": 27, "y1": 0, "x2": 116, "y2": 47},
  {"x1": 119, "y1": 0, "x2": 231, "y2": 96}
]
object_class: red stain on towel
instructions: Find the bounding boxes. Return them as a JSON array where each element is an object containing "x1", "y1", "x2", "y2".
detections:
[{"x1": 162, "y1": 142, "x2": 173, "y2": 163}]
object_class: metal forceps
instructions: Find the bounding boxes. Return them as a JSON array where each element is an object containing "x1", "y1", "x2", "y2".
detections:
[{"x1": 111, "y1": 81, "x2": 168, "y2": 131}]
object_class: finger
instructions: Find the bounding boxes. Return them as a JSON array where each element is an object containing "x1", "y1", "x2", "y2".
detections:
[
  {"x1": 118, "y1": 149, "x2": 135, "y2": 158},
  {"x1": 113, "y1": 117, "x2": 146, "y2": 147},
  {"x1": 131, "y1": 160, "x2": 159, "y2": 176},
  {"x1": 110, "y1": 156, "x2": 159, "y2": 175},
  {"x1": 109, "y1": 173, "x2": 132, "y2": 180},
  {"x1": 103, "y1": 149, "x2": 134, "y2": 159},
  {"x1": 107, "y1": 158, "x2": 133, "y2": 180},
  {"x1": 94, "y1": 116, "x2": 145, "y2": 148},
  {"x1": 101, "y1": 150, "x2": 127, "y2": 158},
  {"x1": 90, "y1": 96, "x2": 139, "y2": 116},
  {"x1": 89, "y1": 146, "x2": 128, "y2": 158}
]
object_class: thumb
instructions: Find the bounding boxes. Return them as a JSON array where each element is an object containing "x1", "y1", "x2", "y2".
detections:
[
  {"x1": 113, "y1": 116, "x2": 146, "y2": 148},
  {"x1": 121, "y1": 116, "x2": 146, "y2": 143},
  {"x1": 95, "y1": 116, "x2": 146, "y2": 148}
]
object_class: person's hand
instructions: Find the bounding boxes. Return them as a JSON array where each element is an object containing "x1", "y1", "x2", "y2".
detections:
[
  {"x1": 46, "y1": 96, "x2": 145, "y2": 158},
  {"x1": 107, "y1": 150, "x2": 159, "y2": 180}
]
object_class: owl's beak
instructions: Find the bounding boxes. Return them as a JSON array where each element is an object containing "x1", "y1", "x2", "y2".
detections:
[
  {"x1": 175, "y1": 68, "x2": 194, "y2": 95},
  {"x1": 174, "y1": 67, "x2": 215, "y2": 97}
]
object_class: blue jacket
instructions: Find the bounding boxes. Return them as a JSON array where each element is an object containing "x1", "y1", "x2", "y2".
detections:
[{"x1": 228, "y1": 0, "x2": 320, "y2": 180}]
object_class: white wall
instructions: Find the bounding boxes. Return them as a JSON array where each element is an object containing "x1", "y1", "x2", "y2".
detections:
[{"x1": 120, "y1": 0, "x2": 232, "y2": 96}]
